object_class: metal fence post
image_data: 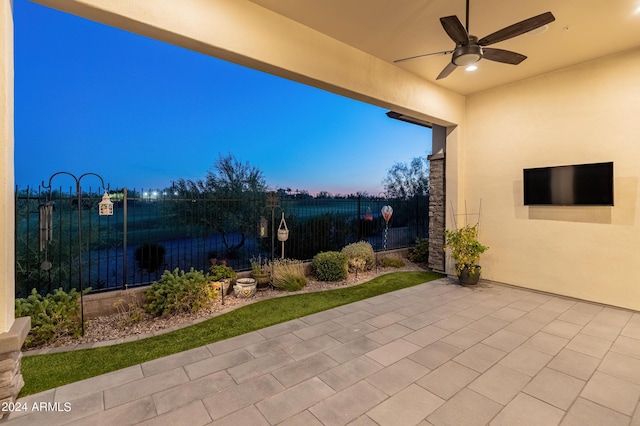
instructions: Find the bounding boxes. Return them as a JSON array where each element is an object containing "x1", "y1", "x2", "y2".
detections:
[{"x1": 122, "y1": 187, "x2": 128, "y2": 289}]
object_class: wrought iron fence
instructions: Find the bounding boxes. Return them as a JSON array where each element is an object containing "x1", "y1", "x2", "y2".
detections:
[{"x1": 15, "y1": 186, "x2": 428, "y2": 297}]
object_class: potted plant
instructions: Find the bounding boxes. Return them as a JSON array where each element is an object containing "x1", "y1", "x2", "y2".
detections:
[
  {"x1": 249, "y1": 255, "x2": 270, "y2": 288},
  {"x1": 444, "y1": 224, "x2": 489, "y2": 285},
  {"x1": 208, "y1": 259, "x2": 237, "y2": 295}
]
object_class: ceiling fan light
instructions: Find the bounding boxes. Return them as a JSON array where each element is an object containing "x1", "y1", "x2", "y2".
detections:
[{"x1": 452, "y1": 45, "x2": 482, "y2": 66}]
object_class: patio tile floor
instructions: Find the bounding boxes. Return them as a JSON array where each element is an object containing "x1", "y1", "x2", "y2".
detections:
[{"x1": 5, "y1": 277, "x2": 640, "y2": 425}]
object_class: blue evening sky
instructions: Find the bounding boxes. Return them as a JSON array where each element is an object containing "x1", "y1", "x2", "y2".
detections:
[{"x1": 13, "y1": 0, "x2": 432, "y2": 195}]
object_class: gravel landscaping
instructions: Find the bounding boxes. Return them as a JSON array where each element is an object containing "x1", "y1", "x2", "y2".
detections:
[{"x1": 26, "y1": 260, "x2": 427, "y2": 352}]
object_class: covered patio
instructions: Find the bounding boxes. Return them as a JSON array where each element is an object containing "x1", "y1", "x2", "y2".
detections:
[{"x1": 2, "y1": 0, "x2": 640, "y2": 421}]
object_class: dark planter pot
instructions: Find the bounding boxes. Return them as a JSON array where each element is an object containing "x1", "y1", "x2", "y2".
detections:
[{"x1": 458, "y1": 265, "x2": 482, "y2": 285}]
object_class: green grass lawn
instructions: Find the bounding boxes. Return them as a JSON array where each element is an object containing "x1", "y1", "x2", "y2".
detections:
[{"x1": 20, "y1": 270, "x2": 442, "y2": 397}]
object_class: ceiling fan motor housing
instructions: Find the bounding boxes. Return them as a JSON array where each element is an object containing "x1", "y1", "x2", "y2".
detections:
[{"x1": 453, "y1": 38, "x2": 483, "y2": 66}]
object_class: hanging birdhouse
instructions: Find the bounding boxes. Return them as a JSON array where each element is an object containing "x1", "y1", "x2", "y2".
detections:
[{"x1": 98, "y1": 192, "x2": 114, "y2": 216}]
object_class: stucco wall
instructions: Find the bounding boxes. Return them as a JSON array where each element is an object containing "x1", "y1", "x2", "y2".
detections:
[
  {"x1": 462, "y1": 48, "x2": 640, "y2": 310},
  {"x1": 0, "y1": 0, "x2": 15, "y2": 334}
]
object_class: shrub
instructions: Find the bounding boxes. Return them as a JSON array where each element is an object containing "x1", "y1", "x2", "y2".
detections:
[
  {"x1": 15, "y1": 288, "x2": 84, "y2": 348},
  {"x1": 208, "y1": 260, "x2": 237, "y2": 281},
  {"x1": 113, "y1": 294, "x2": 146, "y2": 327},
  {"x1": 341, "y1": 241, "x2": 375, "y2": 272},
  {"x1": 312, "y1": 251, "x2": 348, "y2": 281},
  {"x1": 270, "y1": 259, "x2": 307, "y2": 291},
  {"x1": 408, "y1": 237, "x2": 429, "y2": 263},
  {"x1": 276, "y1": 274, "x2": 307, "y2": 292},
  {"x1": 144, "y1": 268, "x2": 217, "y2": 317},
  {"x1": 134, "y1": 243, "x2": 166, "y2": 270},
  {"x1": 378, "y1": 257, "x2": 406, "y2": 268}
]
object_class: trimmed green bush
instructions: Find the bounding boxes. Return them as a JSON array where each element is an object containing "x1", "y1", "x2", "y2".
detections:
[
  {"x1": 408, "y1": 237, "x2": 429, "y2": 263},
  {"x1": 15, "y1": 288, "x2": 84, "y2": 348},
  {"x1": 144, "y1": 268, "x2": 217, "y2": 317},
  {"x1": 341, "y1": 241, "x2": 375, "y2": 272},
  {"x1": 312, "y1": 251, "x2": 348, "y2": 281}
]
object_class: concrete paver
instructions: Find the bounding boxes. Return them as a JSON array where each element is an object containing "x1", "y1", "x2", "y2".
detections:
[{"x1": 5, "y1": 277, "x2": 640, "y2": 426}]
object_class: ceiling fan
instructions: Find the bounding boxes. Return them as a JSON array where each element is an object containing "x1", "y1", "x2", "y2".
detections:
[{"x1": 394, "y1": 0, "x2": 555, "y2": 80}]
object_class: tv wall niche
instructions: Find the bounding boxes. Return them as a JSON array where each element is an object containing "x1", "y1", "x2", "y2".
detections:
[{"x1": 524, "y1": 162, "x2": 614, "y2": 206}]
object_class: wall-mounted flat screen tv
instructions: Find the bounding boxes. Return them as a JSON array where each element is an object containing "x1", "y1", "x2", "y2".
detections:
[{"x1": 523, "y1": 162, "x2": 614, "y2": 206}]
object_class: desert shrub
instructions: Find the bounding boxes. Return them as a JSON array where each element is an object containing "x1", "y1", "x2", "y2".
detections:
[
  {"x1": 408, "y1": 237, "x2": 429, "y2": 263},
  {"x1": 378, "y1": 257, "x2": 406, "y2": 268},
  {"x1": 134, "y1": 242, "x2": 166, "y2": 270},
  {"x1": 15, "y1": 288, "x2": 84, "y2": 348},
  {"x1": 312, "y1": 251, "x2": 348, "y2": 281},
  {"x1": 144, "y1": 268, "x2": 217, "y2": 317},
  {"x1": 270, "y1": 259, "x2": 307, "y2": 291},
  {"x1": 113, "y1": 294, "x2": 146, "y2": 327},
  {"x1": 341, "y1": 241, "x2": 375, "y2": 272}
]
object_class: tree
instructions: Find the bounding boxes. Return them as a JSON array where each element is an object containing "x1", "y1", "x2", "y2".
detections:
[
  {"x1": 174, "y1": 153, "x2": 267, "y2": 256},
  {"x1": 382, "y1": 156, "x2": 429, "y2": 199},
  {"x1": 203, "y1": 153, "x2": 267, "y2": 196}
]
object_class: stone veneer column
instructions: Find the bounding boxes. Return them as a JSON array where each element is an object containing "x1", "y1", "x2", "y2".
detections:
[
  {"x1": 0, "y1": 318, "x2": 30, "y2": 414},
  {"x1": 427, "y1": 152, "x2": 445, "y2": 272}
]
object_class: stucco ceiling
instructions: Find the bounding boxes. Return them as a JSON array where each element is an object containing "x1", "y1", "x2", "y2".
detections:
[{"x1": 250, "y1": 0, "x2": 640, "y2": 96}]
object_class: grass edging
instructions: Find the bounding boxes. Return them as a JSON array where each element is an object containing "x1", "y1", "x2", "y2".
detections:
[{"x1": 20, "y1": 271, "x2": 442, "y2": 397}]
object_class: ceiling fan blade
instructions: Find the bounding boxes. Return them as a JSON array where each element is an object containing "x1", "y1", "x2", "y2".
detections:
[
  {"x1": 436, "y1": 62, "x2": 458, "y2": 80},
  {"x1": 478, "y1": 12, "x2": 555, "y2": 46},
  {"x1": 394, "y1": 50, "x2": 454, "y2": 63},
  {"x1": 440, "y1": 16, "x2": 469, "y2": 45},
  {"x1": 482, "y1": 48, "x2": 527, "y2": 65}
]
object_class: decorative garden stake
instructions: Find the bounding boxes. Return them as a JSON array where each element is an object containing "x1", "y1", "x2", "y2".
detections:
[
  {"x1": 42, "y1": 171, "x2": 111, "y2": 336},
  {"x1": 265, "y1": 192, "x2": 282, "y2": 284},
  {"x1": 381, "y1": 205, "x2": 393, "y2": 251}
]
